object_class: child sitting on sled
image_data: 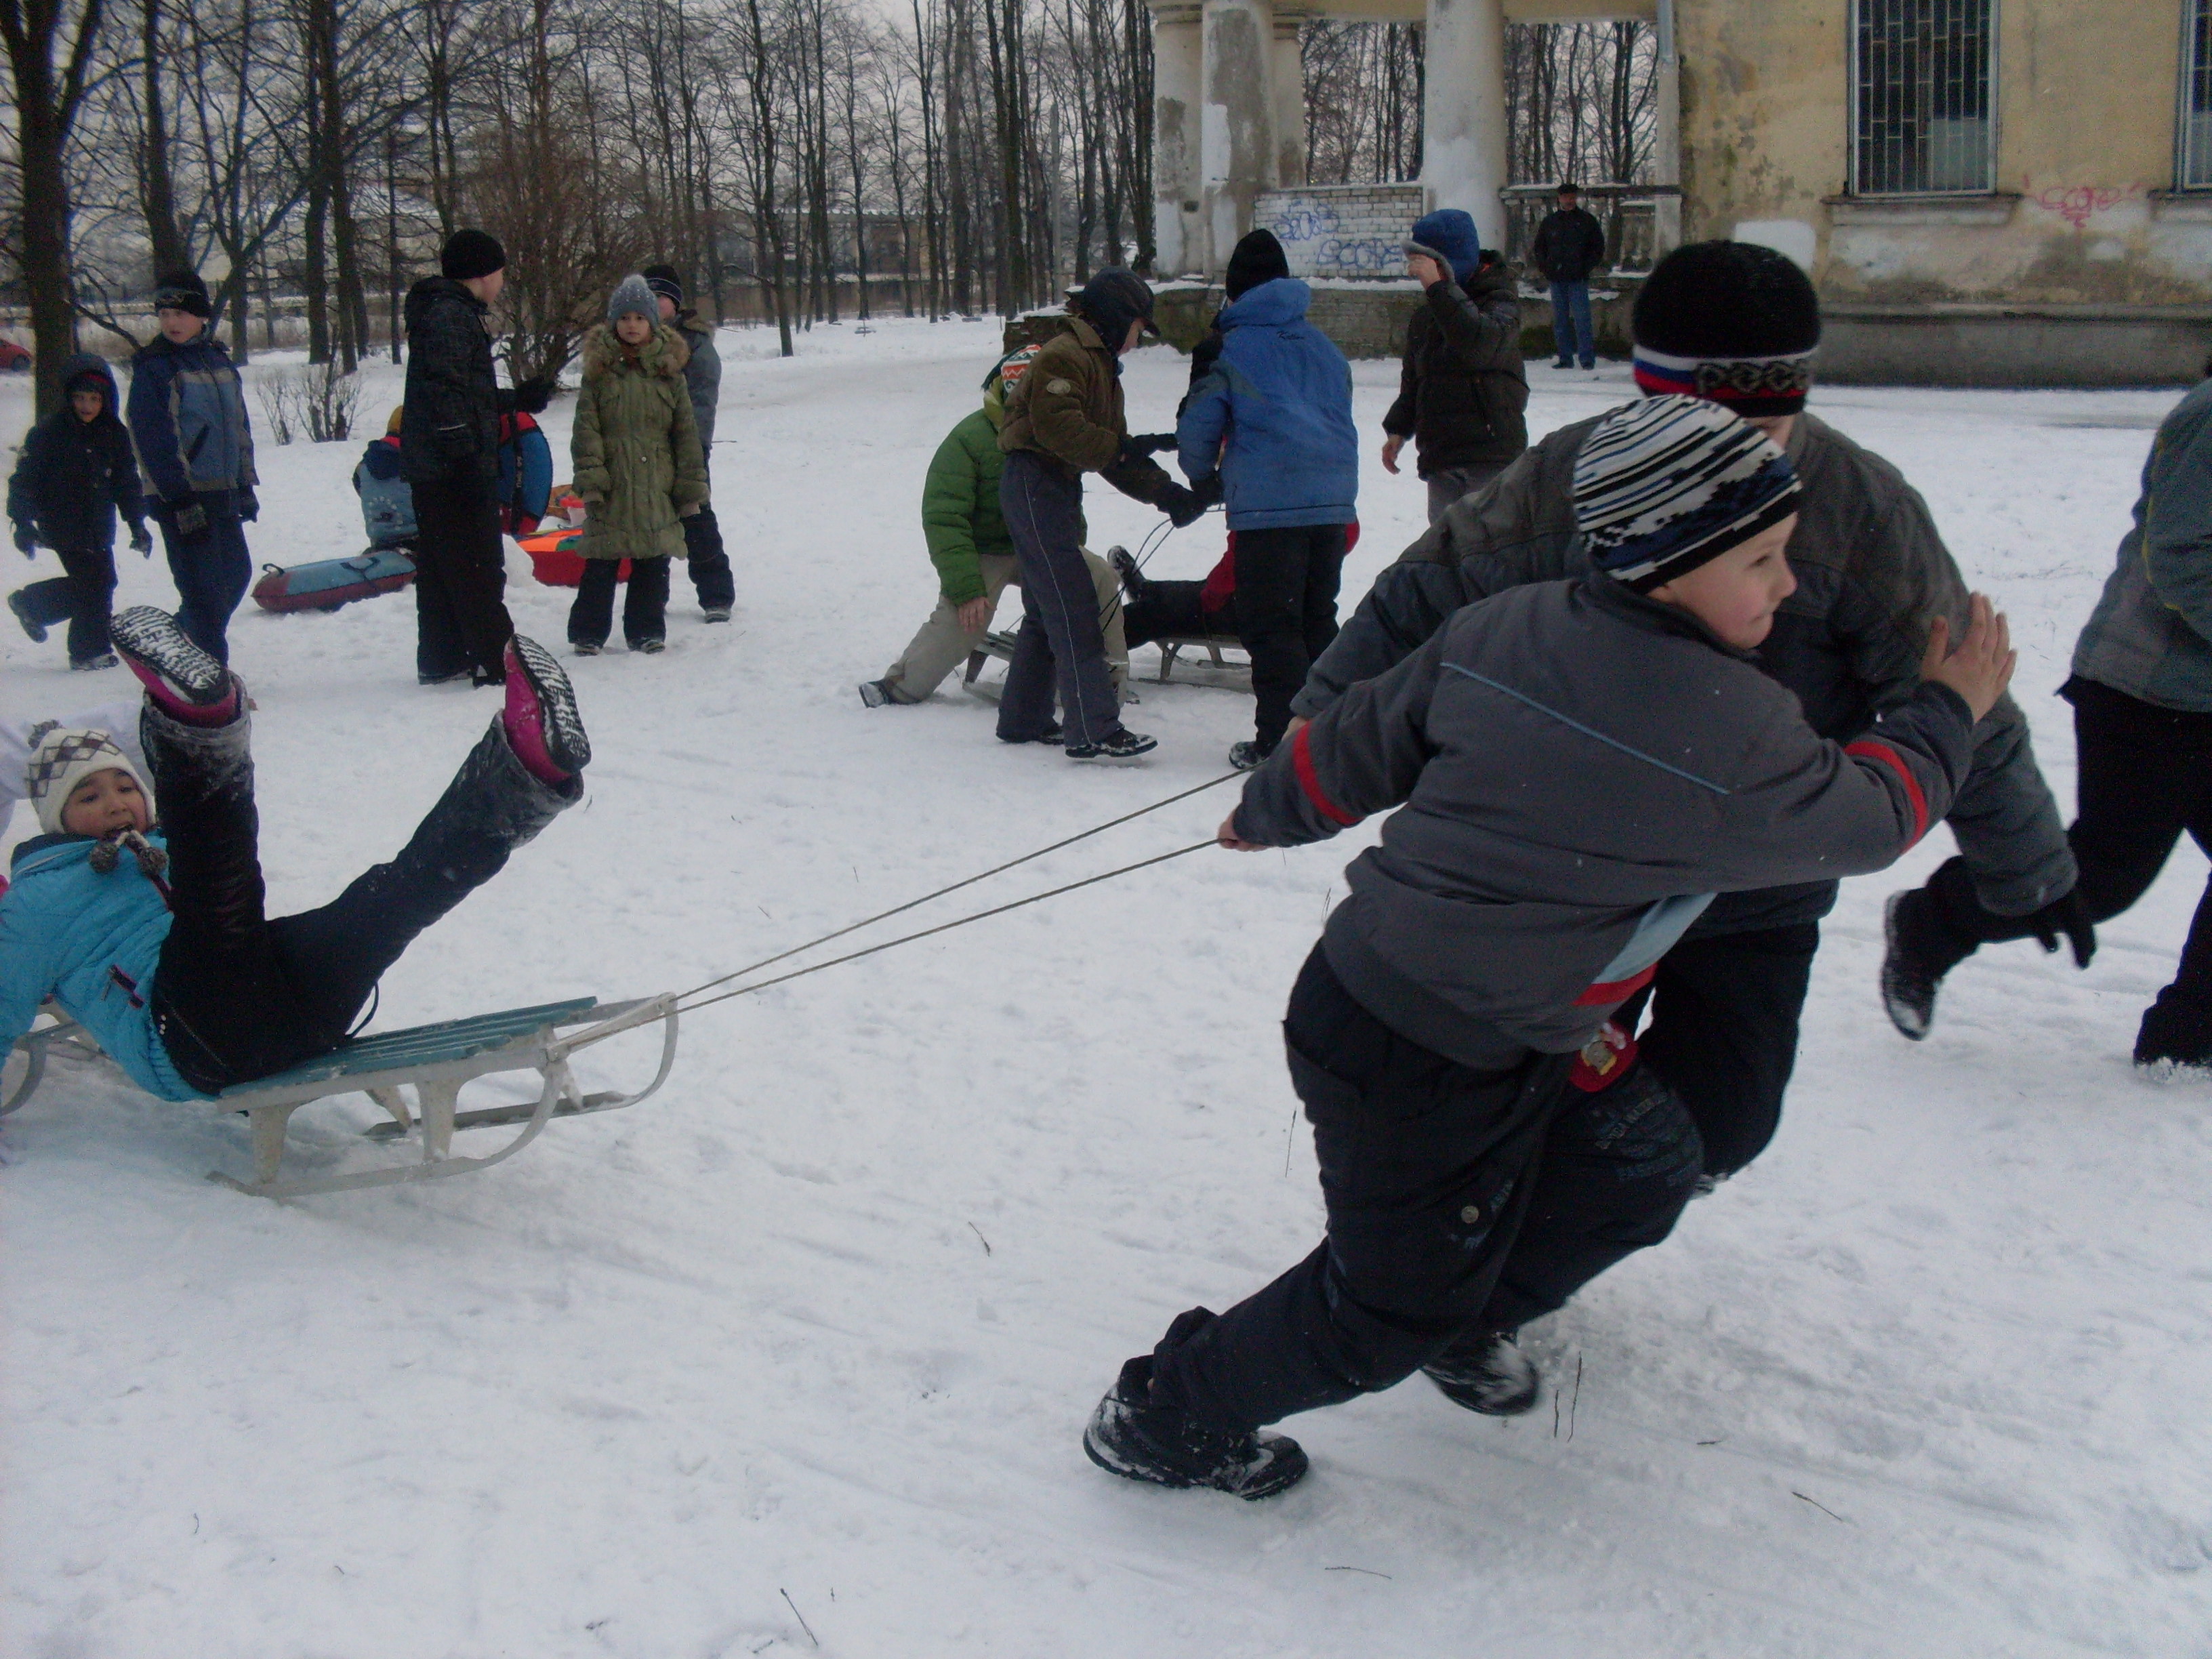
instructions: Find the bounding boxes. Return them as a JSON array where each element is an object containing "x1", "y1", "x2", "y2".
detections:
[
  {"x1": 1080, "y1": 395, "x2": 2020, "y2": 1498},
  {"x1": 0, "y1": 609, "x2": 590, "y2": 1101}
]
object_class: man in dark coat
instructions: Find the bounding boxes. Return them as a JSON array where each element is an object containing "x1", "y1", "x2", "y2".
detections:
[
  {"x1": 642, "y1": 264, "x2": 735, "y2": 622},
  {"x1": 401, "y1": 229, "x2": 552, "y2": 687},
  {"x1": 8, "y1": 354, "x2": 148, "y2": 668},
  {"x1": 1530, "y1": 182, "x2": 1607, "y2": 370},
  {"x1": 1383, "y1": 210, "x2": 1527, "y2": 523}
]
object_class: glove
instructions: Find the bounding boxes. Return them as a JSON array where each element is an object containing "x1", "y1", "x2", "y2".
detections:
[
  {"x1": 2026, "y1": 889, "x2": 2096, "y2": 969},
  {"x1": 513, "y1": 376, "x2": 556, "y2": 415},
  {"x1": 1154, "y1": 481, "x2": 1206, "y2": 529},
  {"x1": 128, "y1": 521, "x2": 152, "y2": 556},
  {"x1": 1129, "y1": 432, "x2": 1179, "y2": 455},
  {"x1": 1188, "y1": 472, "x2": 1225, "y2": 508},
  {"x1": 168, "y1": 499, "x2": 211, "y2": 543},
  {"x1": 12, "y1": 521, "x2": 35, "y2": 558},
  {"x1": 234, "y1": 487, "x2": 259, "y2": 523}
]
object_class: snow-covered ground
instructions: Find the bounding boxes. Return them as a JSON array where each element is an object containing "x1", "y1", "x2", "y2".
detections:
[{"x1": 3, "y1": 318, "x2": 2209, "y2": 1657}]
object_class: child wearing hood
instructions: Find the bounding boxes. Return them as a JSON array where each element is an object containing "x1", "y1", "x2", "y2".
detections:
[
  {"x1": 7, "y1": 354, "x2": 150, "y2": 670},
  {"x1": 567, "y1": 275, "x2": 710, "y2": 655}
]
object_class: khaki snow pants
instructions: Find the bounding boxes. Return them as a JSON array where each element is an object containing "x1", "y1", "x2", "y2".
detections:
[{"x1": 880, "y1": 550, "x2": 1128, "y2": 703}]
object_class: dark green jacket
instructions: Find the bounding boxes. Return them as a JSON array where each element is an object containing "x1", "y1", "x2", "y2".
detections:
[
  {"x1": 571, "y1": 322, "x2": 708, "y2": 561},
  {"x1": 922, "y1": 405, "x2": 1015, "y2": 606}
]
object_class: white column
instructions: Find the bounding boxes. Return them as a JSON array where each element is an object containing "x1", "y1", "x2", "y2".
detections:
[
  {"x1": 1653, "y1": 0, "x2": 1682, "y2": 255},
  {"x1": 1271, "y1": 9, "x2": 1308, "y2": 191},
  {"x1": 1201, "y1": 0, "x2": 1275, "y2": 276},
  {"x1": 1420, "y1": 0, "x2": 1509, "y2": 249},
  {"x1": 1152, "y1": 3, "x2": 1205, "y2": 277}
]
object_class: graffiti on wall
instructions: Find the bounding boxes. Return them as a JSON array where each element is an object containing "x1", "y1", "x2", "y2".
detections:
[
  {"x1": 2031, "y1": 183, "x2": 2145, "y2": 232},
  {"x1": 1258, "y1": 192, "x2": 1412, "y2": 279}
]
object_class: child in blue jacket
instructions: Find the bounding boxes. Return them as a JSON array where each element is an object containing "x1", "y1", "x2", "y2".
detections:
[
  {"x1": 0, "y1": 609, "x2": 590, "y2": 1104},
  {"x1": 127, "y1": 271, "x2": 258, "y2": 663},
  {"x1": 1176, "y1": 270, "x2": 1359, "y2": 771}
]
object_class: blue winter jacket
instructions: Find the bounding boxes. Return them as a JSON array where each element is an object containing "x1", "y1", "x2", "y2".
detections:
[
  {"x1": 0, "y1": 832, "x2": 206, "y2": 1101},
  {"x1": 127, "y1": 328, "x2": 258, "y2": 504},
  {"x1": 1177, "y1": 278, "x2": 1358, "y2": 531}
]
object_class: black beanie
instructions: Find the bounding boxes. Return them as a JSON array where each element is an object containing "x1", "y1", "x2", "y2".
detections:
[
  {"x1": 1631, "y1": 241, "x2": 1822, "y2": 417},
  {"x1": 441, "y1": 228, "x2": 507, "y2": 282},
  {"x1": 152, "y1": 270, "x2": 211, "y2": 319},
  {"x1": 1224, "y1": 229, "x2": 1291, "y2": 300},
  {"x1": 642, "y1": 263, "x2": 685, "y2": 308}
]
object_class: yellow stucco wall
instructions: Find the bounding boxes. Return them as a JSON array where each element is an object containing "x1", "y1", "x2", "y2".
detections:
[{"x1": 1677, "y1": 0, "x2": 2211, "y2": 307}]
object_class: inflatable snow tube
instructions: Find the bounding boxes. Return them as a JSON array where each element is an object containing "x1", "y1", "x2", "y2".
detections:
[
  {"x1": 518, "y1": 526, "x2": 630, "y2": 588},
  {"x1": 251, "y1": 549, "x2": 416, "y2": 613},
  {"x1": 498, "y1": 413, "x2": 556, "y2": 538}
]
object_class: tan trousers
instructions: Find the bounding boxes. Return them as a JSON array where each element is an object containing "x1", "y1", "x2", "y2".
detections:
[{"x1": 882, "y1": 549, "x2": 1128, "y2": 703}]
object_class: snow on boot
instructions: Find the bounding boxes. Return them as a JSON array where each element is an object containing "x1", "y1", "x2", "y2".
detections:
[
  {"x1": 1108, "y1": 544, "x2": 1150, "y2": 601},
  {"x1": 1083, "y1": 1355, "x2": 1309, "y2": 1500},
  {"x1": 9, "y1": 590, "x2": 48, "y2": 643},
  {"x1": 501, "y1": 636, "x2": 590, "y2": 783},
  {"x1": 110, "y1": 607, "x2": 237, "y2": 726},
  {"x1": 1066, "y1": 727, "x2": 1158, "y2": 760},
  {"x1": 857, "y1": 679, "x2": 897, "y2": 708},
  {"x1": 2136, "y1": 992, "x2": 2212, "y2": 1071},
  {"x1": 1424, "y1": 1329, "x2": 1540, "y2": 1417},
  {"x1": 1229, "y1": 739, "x2": 1272, "y2": 772},
  {"x1": 1880, "y1": 887, "x2": 1978, "y2": 1040}
]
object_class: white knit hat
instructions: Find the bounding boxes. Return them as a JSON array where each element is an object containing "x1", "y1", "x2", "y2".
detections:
[{"x1": 24, "y1": 725, "x2": 150, "y2": 836}]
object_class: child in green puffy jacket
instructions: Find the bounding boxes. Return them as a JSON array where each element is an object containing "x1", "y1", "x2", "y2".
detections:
[{"x1": 859, "y1": 348, "x2": 1126, "y2": 708}]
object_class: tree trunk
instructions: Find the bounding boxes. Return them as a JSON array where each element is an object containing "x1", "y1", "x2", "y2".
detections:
[{"x1": 138, "y1": 0, "x2": 188, "y2": 272}]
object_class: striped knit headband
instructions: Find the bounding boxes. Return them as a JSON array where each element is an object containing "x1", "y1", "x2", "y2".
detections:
[
  {"x1": 1632, "y1": 343, "x2": 1816, "y2": 415},
  {"x1": 1576, "y1": 395, "x2": 1801, "y2": 593}
]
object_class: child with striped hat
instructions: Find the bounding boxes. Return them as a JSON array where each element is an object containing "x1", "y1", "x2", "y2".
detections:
[{"x1": 1080, "y1": 393, "x2": 2019, "y2": 1500}]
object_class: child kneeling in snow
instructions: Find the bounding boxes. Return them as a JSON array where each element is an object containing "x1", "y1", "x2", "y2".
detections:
[
  {"x1": 0, "y1": 609, "x2": 590, "y2": 1101},
  {"x1": 1081, "y1": 395, "x2": 2019, "y2": 1498}
]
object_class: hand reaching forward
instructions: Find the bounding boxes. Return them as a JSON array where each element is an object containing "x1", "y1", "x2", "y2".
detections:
[
  {"x1": 1217, "y1": 811, "x2": 1265, "y2": 852},
  {"x1": 1922, "y1": 593, "x2": 2015, "y2": 723}
]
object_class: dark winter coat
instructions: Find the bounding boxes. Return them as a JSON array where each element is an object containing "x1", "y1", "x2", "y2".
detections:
[
  {"x1": 1237, "y1": 576, "x2": 1974, "y2": 1066},
  {"x1": 997, "y1": 314, "x2": 1180, "y2": 507},
  {"x1": 2072, "y1": 375, "x2": 2212, "y2": 713},
  {"x1": 126, "y1": 329, "x2": 256, "y2": 504},
  {"x1": 8, "y1": 354, "x2": 146, "y2": 550},
  {"x1": 1382, "y1": 266, "x2": 1528, "y2": 476},
  {"x1": 401, "y1": 277, "x2": 512, "y2": 487},
  {"x1": 1176, "y1": 278, "x2": 1357, "y2": 531},
  {"x1": 1531, "y1": 206, "x2": 1607, "y2": 284},
  {"x1": 668, "y1": 311, "x2": 722, "y2": 451},
  {"x1": 1293, "y1": 408, "x2": 2076, "y2": 928},
  {"x1": 570, "y1": 323, "x2": 708, "y2": 561}
]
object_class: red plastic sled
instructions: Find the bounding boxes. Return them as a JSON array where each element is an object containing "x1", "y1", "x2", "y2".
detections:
[{"x1": 518, "y1": 523, "x2": 630, "y2": 587}]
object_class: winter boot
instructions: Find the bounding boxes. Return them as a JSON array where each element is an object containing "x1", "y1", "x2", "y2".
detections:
[
  {"x1": 1107, "y1": 545, "x2": 1150, "y2": 602},
  {"x1": 1229, "y1": 739, "x2": 1272, "y2": 772},
  {"x1": 9, "y1": 590, "x2": 47, "y2": 643},
  {"x1": 632, "y1": 636, "x2": 666, "y2": 655},
  {"x1": 501, "y1": 636, "x2": 590, "y2": 783},
  {"x1": 858, "y1": 678, "x2": 899, "y2": 708},
  {"x1": 418, "y1": 667, "x2": 473, "y2": 687},
  {"x1": 1066, "y1": 727, "x2": 1158, "y2": 760},
  {"x1": 1083, "y1": 1355, "x2": 1309, "y2": 1500},
  {"x1": 998, "y1": 720, "x2": 1063, "y2": 745},
  {"x1": 72, "y1": 653, "x2": 119, "y2": 672},
  {"x1": 703, "y1": 607, "x2": 732, "y2": 623},
  {"x1": 1424, "y1": 1330, "x2": 1541, "y2": 1417},
  {"x1": 2136, "y1": 990, "x2": 2212, "y2": 1071},
  {"x1": 110, "y1": 607, "x2": 239, "y2": 726},
  {"x1": 1880, "y1": 886, "x2": 1982, "y2": 1040}
]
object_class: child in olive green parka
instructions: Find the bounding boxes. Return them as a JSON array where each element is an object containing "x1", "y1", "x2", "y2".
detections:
[{"x1": 569, "y1": 274, "x2": 708, "y2": 654}]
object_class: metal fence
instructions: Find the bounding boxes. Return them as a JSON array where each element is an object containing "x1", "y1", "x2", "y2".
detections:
[
  {"x1": 1852, "y1": 0, "x2": 1994, "y2": 196},
  {"x1": 2186, "y1": 0, "x2": 2212, "y2": 189}
]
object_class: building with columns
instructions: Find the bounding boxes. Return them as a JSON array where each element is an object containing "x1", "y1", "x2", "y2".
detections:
[{"x1": 1149, "y1": 0, "x2": 2212, "y2": 384}]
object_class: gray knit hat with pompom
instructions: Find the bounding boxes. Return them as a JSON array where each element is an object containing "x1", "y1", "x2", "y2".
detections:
[{"x1": 607, "y1": 274, "x2": 658, "y2": 327}]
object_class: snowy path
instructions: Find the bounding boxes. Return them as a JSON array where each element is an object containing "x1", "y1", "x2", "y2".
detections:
[{"x1": 3, "y1": 321, "x2": 2209, "y2": 1656}]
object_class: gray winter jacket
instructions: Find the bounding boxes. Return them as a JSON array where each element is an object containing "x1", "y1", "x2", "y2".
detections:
[
  {"x1": 2072, "y1": 378, "x2": 2212, "y2": 712},
  {"x1": 674, "y1": 314, "x2": 722, "y2": 451},
  {"x1": 1238, "y1": 577, "x2": 1976, "y2": 1067},
  {"x1": 1293, "y1": 409, "x2": 2073, "y2": 929}
]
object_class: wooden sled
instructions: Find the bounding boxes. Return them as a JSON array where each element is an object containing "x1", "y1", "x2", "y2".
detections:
[{"x1": 6, "y1": 995, "x2": 678, "y2": 1201}]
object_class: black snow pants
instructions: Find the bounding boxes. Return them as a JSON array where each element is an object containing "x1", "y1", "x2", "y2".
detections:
[
  {"x1": 145, "y1": 705, "x2": 575, "y2": 1094},
  {"x1": 14, "y1": 541, "x2": 118, "y2": 663},
  {"x1": 997, "y1": 451, "x2": 1122, "y2": 749},
  {"x1": 1233, "y1": 524, "x2": 1349, "y2": 754},
  {"x1": 411, "y1": 476, "x2": 516, "y2": 682},
  {"x1": 1119, "y1": 580, "x2": 1218, "y2": 650},
  {"x1": 569, "y1": 555, "x2": 672, "y2": 649},
  {"x1": 1146, "y1": 945, "x2": 1700, "y2": 1434},
  {"x1": 681, "y1": 503, "x2": 735, "y2": 613}
]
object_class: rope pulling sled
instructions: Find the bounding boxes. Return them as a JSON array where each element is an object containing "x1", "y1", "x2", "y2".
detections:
[{"x1": 3, "y1": 773, "x2": 1237, "y2": 1199}]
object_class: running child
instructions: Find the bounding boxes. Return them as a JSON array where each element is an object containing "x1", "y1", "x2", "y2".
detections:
[
  {"x1": 8, "y1": 354, "x2": 148, "y2": 670},
  {"x1": 0, "y1": 609, "x2": 590, "y2": 1102}
]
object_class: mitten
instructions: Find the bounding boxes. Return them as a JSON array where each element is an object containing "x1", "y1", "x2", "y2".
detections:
[
  {"x1": 1154, "y1": 482, "x2": 1206, "y2": 529},
  {"x1": 12, "y1": 521, "x2": 35, "y2": 558},
  {"x1": 514, "y1": 376, "x2": 556, "y2": 415},
  {"x1": 234, "y1": 486, "x2": 259, "y2": 523},
  {"x1": 128, "y1": 521, "x2": 152, "y2": 556},
  {"x1": 169, "y1": 499, "x2": 211, "y2": 542},
  {"x1": 1129, "y1": 432, "x2": 1179, "y2": 455},
  {"x1": 1188, "y1": 472, "x2": 1225, "y2": 508},
  {"x1": 2027, "y1": 888, "x2": 2097, "y2": 969}
]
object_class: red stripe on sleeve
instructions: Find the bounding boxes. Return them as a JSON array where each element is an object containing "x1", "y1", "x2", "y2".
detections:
[
  {"x1": 1292, "y1": 724, "x2": 1361, "y2": 827},
  {"x1": 1574, "y1": 964, "x2": 1657, "y2": 1007},
  {"x1": 1845, "y1": 739, "x2": 1929, "y2": 847}
]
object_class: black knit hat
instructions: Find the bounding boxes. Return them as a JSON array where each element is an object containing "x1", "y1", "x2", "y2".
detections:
[
  {"x1": 1631, "y1": 241, "x2": 1821, "y2": 418},
  {"x1": 1073, "y1": 268, "x2": 1156, "y2": 348},
  {"x1": 440, "y1": 228, "x2": 507, "y2": 282},
  {"x1": 641, "y1": 263, "x2": 684, "y2": 308},
  {"x1": 1225, "y1": 230, "x2": 1290, "y2": 300},
  {"x1": 152, "y1": 270, "x2": 211, "y2": 319}
]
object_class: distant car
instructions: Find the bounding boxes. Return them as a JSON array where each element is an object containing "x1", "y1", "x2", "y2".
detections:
[{"x1": 0, "y1": 339, "x2": 29, "y2": 373}]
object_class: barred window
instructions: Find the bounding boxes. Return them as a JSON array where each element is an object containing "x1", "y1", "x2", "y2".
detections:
[
  {"x1": 2186, "y1": 0, "x2": 2212, "y2": 188},
  {"x1": 1853, "y1": 0, "x2": 1995, "y2": 196}
]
